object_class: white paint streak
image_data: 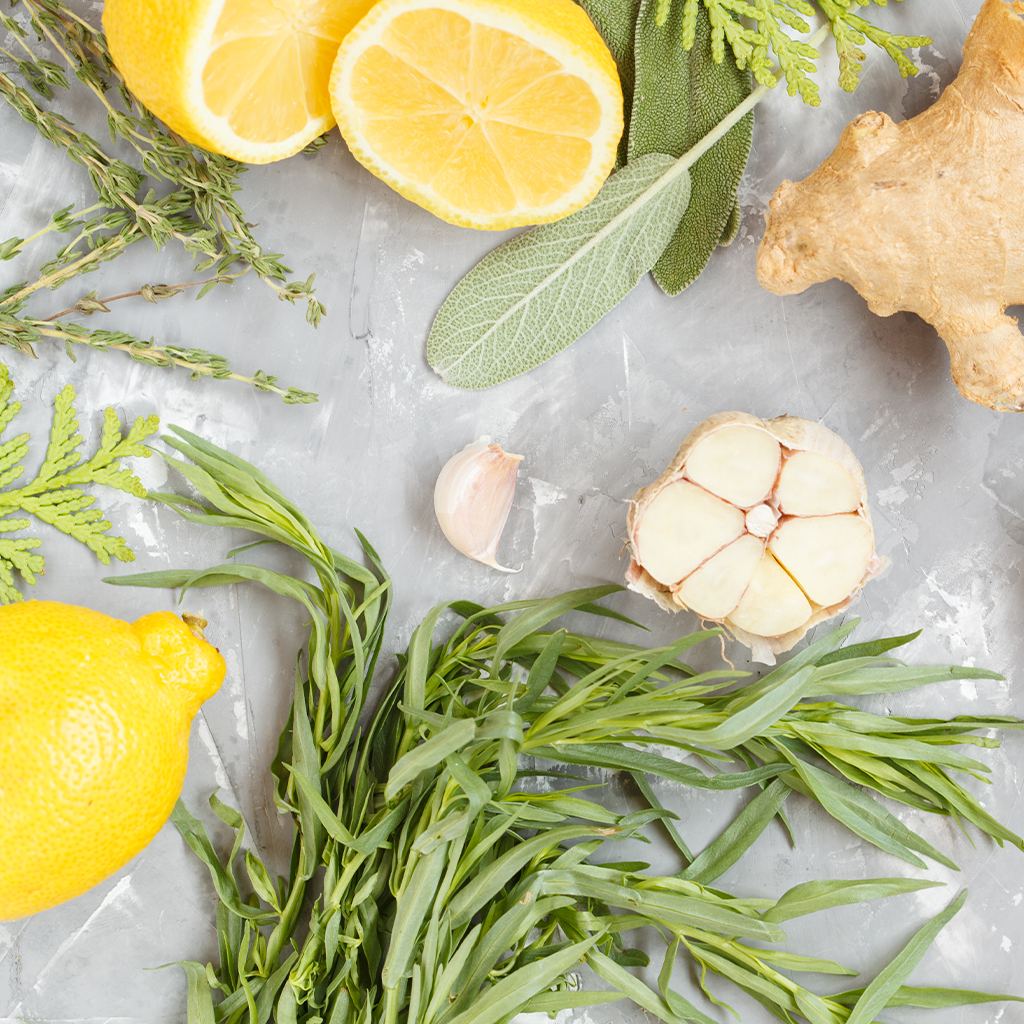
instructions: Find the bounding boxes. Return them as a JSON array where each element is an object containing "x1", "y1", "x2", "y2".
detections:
[
  {"x1": 197, "y1": 714, "x2": 232, "y2": 790},
  {"x1": 32, "y1": 875, "x2": 135, "y2": 993},
  {"x1": 530, "y1": 478, "x2": 568, "y2": 508},
  {"x1": 876, "y1": 484, "x2": 910, "y2": 507}
]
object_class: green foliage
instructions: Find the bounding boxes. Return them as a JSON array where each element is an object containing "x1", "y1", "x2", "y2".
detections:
[
  {"x1": 110, "y1": 433, "x2": 1023, "y2": 1023},
  {"x1": 0, "y1": 361, "x2": 157, "y2": 602},
  {"x1": 0, "y1": 0, "x2": 321, "y2": 402},
  {"x1": 428, "y1": 153, "x2": 692, "y2": 389},
  {"x1": 666, "y1": 0, "x2": 932, "y2": 102},
  {"x1": 630, "y1": 0, "x2": 753, "y2": 294}
]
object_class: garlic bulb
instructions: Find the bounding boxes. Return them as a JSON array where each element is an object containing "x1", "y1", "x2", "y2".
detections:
[
  {"x1": 626, "y1": 412, "x2": 888, "y2": 664},
  {"x1": 434, "y1": 437, "x2": 523, "y2": 571}
]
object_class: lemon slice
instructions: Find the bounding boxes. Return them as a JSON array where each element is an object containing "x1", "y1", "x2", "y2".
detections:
[
  {"x1": 330, "y1": 0, "x2": 623, "y2": 229},
  {"x1": 103, "y1": 0, "x2": 378, "y2": 164}
]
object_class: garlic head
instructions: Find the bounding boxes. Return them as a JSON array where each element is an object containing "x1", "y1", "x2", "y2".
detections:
[
  {"x1": 626, "y1": 412, "x2": 889, "y2": 664},
  {"x1": 434, "y1": 437, "x2": 523, "y2": 572}
]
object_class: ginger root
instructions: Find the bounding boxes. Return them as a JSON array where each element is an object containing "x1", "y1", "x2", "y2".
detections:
[{"x1": 756, "y1": 0, "x2": 1024, "y2": 412}]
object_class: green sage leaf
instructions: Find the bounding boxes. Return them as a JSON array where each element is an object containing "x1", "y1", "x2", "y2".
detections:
[
  {"x1": 629, "y1": 0, "x2": 752, "y2": 295},
  {"x1": 427, "y1": 153, "x2": 691, "y2": 389},
  {"x1": 574, "y1": 0, "x2": 641, "y2": 167}
]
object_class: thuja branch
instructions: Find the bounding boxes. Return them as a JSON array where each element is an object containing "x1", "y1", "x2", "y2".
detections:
[{"x1": 0, "y1": 0, "x2": 327, "y2": 402}]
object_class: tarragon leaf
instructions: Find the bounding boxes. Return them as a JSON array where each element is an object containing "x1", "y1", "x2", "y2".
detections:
[
  {"x1": 846, "y1": 890, "x2": 969, "y2": 1024},
  {"x1": 427, "y1": 153, "x2": 691, "y2": 389},
  {"x1": 630, "y1": 0, "x2": 753, "y2": 294}
]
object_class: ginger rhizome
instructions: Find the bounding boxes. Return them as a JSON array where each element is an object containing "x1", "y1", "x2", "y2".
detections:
[
  {"x1": 626, "y1": 413, "x2": 887, "y2": 664},
  {"x1": 756, "y1": 0, "x2": 1024, "y2": 412}
]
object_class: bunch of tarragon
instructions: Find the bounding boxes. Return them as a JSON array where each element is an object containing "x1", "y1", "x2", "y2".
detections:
[{"x1": 0, "y1": 0, "x2": 321, "y2": 404}]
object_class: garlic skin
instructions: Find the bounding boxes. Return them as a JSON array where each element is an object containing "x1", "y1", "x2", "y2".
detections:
[{"x1": 434, "y1": 437, "x2": 524, "y2": 572}]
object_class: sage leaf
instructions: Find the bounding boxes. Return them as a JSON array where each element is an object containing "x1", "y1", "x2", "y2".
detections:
[
  {"x1": 428, "y1": 153, "x2": 690, "y2": 389},
  {"x1": 574, "y1": 0, "x2": 641, "y2": 167},
  {"x1": 629, "y1": 0, "x2": 752, "y2": 295}
]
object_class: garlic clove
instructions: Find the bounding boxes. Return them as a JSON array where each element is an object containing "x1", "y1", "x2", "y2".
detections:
[
  {"x1": 434, "y1": 437, "x2": 524, "y2": 572},
  {"x1": 632, "y1": 480, "x2": 745, "y2": 586}
]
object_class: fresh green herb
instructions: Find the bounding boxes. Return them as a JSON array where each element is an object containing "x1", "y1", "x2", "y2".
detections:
[
  {"x1": 0, "y1": 0, "x2": 321, "y2": 403},
  {"x1": 110, "y1": 433, "x2": 1022, "y2": 1023},
  {"x1": 430, "y1": 1, "x2": 933, "y2": 387},
  {"x1": 683, "y1": 0, "x2": 931, "y2": 101},
  {"x1": 427, "y1": 152, "x2": 693, "y2": 389},
  {"x1": 0, "y1": 360, "x2": 157, "y2": 603},
  {"x1": 629, "y1": 0, "x2": 752, "y2": 295}
]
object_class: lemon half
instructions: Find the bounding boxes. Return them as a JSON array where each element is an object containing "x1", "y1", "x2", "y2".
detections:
[
  {"x1": 104, "y1": 0, "x2": 377, "y2": 163},
  {"x1": 330, "y1": 0, "x2": 624, "y2": 229}
]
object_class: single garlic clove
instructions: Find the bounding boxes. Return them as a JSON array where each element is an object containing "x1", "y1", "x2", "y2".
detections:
[
  {"x1": 434, "y1": 437, "x2": 523, "y2": 572},
  {"x1": 632, "y1": 480, "x2": 745, "y2": 586}
]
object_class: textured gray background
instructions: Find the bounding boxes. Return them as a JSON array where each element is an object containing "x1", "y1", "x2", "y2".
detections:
[{"x1": 1, "y1": 0, "x2": 1022, "y2": 1021}]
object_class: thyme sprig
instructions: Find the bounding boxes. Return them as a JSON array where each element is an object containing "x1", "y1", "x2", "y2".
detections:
[{"x1": 0, "y1": 0, "x2": 324, "y2": 402}]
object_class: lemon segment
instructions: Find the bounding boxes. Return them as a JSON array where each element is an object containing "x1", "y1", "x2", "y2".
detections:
[
  {"x1": 104, "y1": 0, "x2": 375, "y2": 163},
  {"x1": 331, "y1": 0, "x2": 623, "y2": 229}
]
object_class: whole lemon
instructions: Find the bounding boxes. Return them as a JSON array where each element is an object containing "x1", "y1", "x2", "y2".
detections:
[{"x1": 0, "y1": 601, "x2": 226, "y2": 921}]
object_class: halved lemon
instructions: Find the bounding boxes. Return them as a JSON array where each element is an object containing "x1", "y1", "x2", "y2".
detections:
[
  {"x1": 103, "y1": 0, "x2": 379, "y2": 164},
  {"x1": 330, "y1": 0, "x2": 623, "y2": 229}
]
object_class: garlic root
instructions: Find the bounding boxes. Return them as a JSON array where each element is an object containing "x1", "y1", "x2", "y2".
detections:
[
  {"x1": 755, "y1": 0, "x2": 1024, "y2": 412},
  {"x1": 626, "y1": 413, "x2": 888, "y2": 664},
  {"x1": 434, "y1": 437, "x2": 523, "y2": 571}
]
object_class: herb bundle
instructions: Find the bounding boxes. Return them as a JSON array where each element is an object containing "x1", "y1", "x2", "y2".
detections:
[
  {"x1": 111, "y1": 432, "x2": 1022, "y2": 1024},
  {"x1": 0, "y1": 359, "x2": 156, "y2": 603},
  {"x1": 0, "y1": 0, "x2": 321, "y2": 403},
  {"x1": 427, "y1": 0, "x2": 932, "y2": 388}
]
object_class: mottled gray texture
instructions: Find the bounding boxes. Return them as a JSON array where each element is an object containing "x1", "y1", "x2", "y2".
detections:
[{"x1": 1, "y1": 1, "x2": 1022, "y2": 1021}]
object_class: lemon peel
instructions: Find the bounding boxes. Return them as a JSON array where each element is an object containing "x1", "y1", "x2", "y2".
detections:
[{"x1": 102, "y1": 0, "x2": 368, "y2": 163}]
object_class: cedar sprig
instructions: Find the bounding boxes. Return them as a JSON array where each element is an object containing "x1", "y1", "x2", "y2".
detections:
[
  {"x1": 0, "y1": 0, "x2": 326, "y2": 400},
  {"x1": 0, "y1": 359, "x2": 158, "y2": 603},
  {"x1": 666, "y1": 0, "x2": 931, "y2": 102}
]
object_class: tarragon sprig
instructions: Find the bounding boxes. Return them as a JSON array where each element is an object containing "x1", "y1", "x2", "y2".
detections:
[
  {"x1": 662, "y1": 0, "x2": 931, "y2": 103},
  {"x1": 0, "y1": 0, "x2": 325, "y2": 402},
  {"x1": 0, "y1": 360, "x2": 158, "y2": 602}
]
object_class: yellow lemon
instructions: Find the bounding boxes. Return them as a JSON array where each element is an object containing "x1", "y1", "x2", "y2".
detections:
[
  {"x1": 102, "y1": 0, "x2": 378, "y2": 163},
  {"x1": 0, "y1": 602, "x2": 226, "y2": 921},
  {"x1": 330, "y1": 0, "x2": 623, "y2": 229}
]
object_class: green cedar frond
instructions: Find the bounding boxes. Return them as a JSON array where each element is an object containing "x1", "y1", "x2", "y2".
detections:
[
  {"x1": 0, "y1": 361, "x2": 158, "y2": 603},
  {"x1": 670, "y1": 0, "x2": 931, "y2": 102}
]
